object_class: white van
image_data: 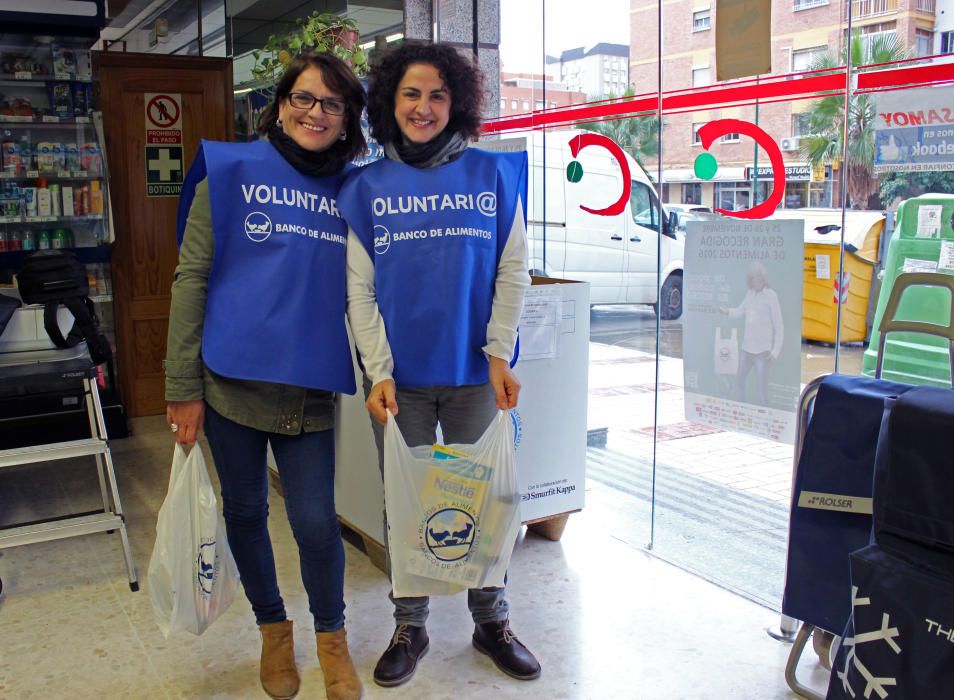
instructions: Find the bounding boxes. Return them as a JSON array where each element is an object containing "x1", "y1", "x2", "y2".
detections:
[{"x1": 478, "y1": 128, "x2": 684, "y2": 319}]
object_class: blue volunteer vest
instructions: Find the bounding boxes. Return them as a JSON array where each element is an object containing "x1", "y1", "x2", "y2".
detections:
[
  {"x1": 338, "y1": 147, "x2": 527, "y2": 387},
  {"x1": 176, "y1": 139, "x2": 356, "y2": 394}
]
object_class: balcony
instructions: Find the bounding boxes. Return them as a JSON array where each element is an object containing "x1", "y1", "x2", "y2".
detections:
[
  {"x1": 916, "y1": 0, "x2": 936, "y2": 12},
  {"x1": 851, "y1": 0, "x2": 898, "y2": 17}
]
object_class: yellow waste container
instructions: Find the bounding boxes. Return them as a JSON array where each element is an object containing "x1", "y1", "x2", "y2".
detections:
[{"x1": 771, "y1": 209, "x2": 885, "y2": 343}]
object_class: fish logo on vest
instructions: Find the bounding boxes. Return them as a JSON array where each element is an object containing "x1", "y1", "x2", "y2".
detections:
[
  {"x1": 244, "y1": 212, "x2": 272, "y2": 243},
  {"x1": 373, "y1": 224, "x2": 391, "y2": 255},
  {"x1": 476, "y1": 191, "x2": 497, "y2": 217}
]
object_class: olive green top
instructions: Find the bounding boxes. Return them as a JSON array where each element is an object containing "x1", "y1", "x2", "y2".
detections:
[{"x1": 163, "y1": 178, "x2": 336, "y2": 434}]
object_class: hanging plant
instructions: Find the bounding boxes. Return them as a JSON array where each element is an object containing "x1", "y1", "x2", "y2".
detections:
[{"x1": 251, "y1": 11, "x2": 368, "y2": 86}]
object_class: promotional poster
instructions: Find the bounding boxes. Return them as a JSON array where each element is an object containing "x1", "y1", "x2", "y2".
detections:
[
  {"x1": 683, "y1": 218, "x2": 803, "y2": 443},
  {"x1": 874, "y1": 86, "x2": 954, "y2": 173}
]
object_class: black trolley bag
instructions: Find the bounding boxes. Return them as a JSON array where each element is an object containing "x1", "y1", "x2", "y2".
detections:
[
  {"x1": 828, "y1": 274, "x2": 954, "y2": 700},
  {"x1": 16, "y1": 250, "x2": 112, "y2": 365}
]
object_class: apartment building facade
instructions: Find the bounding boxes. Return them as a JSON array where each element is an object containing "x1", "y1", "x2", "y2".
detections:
[
  {"x1": 629, "y1": 0, "x2": 940, "y2": 210},
  {"x1": 547, "y1": 43, "x2": 631, "y2": 98},
  {"x1": 499, "y1": 72, "x2": 587, "y2": 117}
]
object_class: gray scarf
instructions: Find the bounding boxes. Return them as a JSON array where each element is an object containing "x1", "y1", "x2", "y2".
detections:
[{"x1": 384, "y1": 130, "x2": 470, "y2": 169}]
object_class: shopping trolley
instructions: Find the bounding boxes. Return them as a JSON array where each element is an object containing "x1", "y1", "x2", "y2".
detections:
[{"x1": 782, "y1": 272, "x2": 954, "y2": 699}]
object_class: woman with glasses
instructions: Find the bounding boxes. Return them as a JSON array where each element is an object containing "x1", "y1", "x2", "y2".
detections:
[
  {"x1": 338, "y1": 42, "x2": 540, "y2": 688},
  {"x1": 165, "y1": 52, "x2": 365, "y2": 700}
]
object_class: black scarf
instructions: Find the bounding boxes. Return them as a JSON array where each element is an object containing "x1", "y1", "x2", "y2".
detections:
[
  {"x1": 389, "y1": 130, "x2": 469, "y2": 168},
  {"x1": 267, "y1": 124, "x2": 345, "y2": 177}
]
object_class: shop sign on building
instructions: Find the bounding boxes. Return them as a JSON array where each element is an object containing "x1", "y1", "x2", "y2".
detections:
[
  {"x1": 874, "y1": 86, "x2": 954, "y2": 173},
  {"x1": 745, "y1": 164, "x2": 815, "y2": 181},
  {"x1": 682, "y1": 218, "x2": 803, "y2": 443},
  {"x1": 144, "y1": 92, "x2": 183, "y2": 197}
]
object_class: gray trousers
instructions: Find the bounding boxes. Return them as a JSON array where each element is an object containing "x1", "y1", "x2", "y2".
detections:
[{"x1": 366, "y1": 378, "x2": 510, "y2": 627}]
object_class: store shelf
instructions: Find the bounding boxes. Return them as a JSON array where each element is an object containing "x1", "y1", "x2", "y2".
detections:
[
  {"x1": 0, "y1": 245, "x2": 112, "y2": 266},
  {"x1": 0, "y1": 116, "x2": 92, "y2": 126},
  {"x1": 0, "y1": 214, "x2": 104, "y2": 224},
  {"x1": 0, "y1": 171, "x2": 103, "y2": 181},
  {"x1": 0, "y1": 73, "x2": 91, "y2": 83}
]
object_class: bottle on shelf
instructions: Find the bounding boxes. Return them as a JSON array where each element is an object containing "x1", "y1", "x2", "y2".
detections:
[
  {"x1": 36, "y1": 229, "x2": 51, "y2": 250},
  {"x1": 89, "y1": 180, "x2": 102, "y2": 215},
  {"x1": 0, "y1": 230, "x2": 7, "y2": 252},
  {"x1": 20, "y1": 229, "x2": 35, "y2": 251},
  {"x1": 23, "y1": 186, "x2": 37, "y2": 216},
  {"x1": 36, "y1": 177, "x2": 52, "y2": 217},
  {"x1": 8, "y1": 229, "x2": 23, "y2": 251},
  {"x1": 49, "y1": 183, "x2": 61, "y2": 216}
]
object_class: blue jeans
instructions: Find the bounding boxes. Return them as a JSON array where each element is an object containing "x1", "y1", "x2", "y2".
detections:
[
  {"x1": 366, "y1": 379, "x2": 510, "y2": 627},
  {"x1": 204, "y1": 405, "x2": 345, "y2": 632}
]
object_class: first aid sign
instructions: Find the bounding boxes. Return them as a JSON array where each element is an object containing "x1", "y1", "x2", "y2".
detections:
[{"x1": 145, "y1": 93, "x2": 183, "y2": 197}]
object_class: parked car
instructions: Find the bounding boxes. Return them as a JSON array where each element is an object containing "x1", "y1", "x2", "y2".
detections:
[
  {"x1": 663, "y1": 203, "x2": 720, "y2": 233},
  {"x1": 479, "y1": 128, "x2": 684, "y2": 319}
]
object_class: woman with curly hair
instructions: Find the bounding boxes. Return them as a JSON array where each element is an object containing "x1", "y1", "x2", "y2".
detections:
[{"x1": 337, "y1": 42, "x2": 540, "y2": 687}]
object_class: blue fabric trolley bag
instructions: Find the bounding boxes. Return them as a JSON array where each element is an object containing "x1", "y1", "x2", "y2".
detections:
[{"x1": 827, "y1": 386, "x2": 954, "y2": 699}]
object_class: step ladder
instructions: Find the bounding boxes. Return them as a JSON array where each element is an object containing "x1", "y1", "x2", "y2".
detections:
[{"x1": 0, "y1": 363, "x2": 139, "y2": 594}]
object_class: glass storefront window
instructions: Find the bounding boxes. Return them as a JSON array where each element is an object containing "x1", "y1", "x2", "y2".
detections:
[{"x1": 495, "y1": 0, "x2": 954, "y2": 611}]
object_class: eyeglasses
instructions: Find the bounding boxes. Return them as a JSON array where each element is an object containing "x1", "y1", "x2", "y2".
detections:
[{"x1": 286, "y1": 92, "x2": 346, "y2": 116}]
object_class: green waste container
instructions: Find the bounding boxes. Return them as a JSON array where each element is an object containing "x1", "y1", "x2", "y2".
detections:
[{"x1": 862, "y1": 194, "x2": 954, "y2": 385}]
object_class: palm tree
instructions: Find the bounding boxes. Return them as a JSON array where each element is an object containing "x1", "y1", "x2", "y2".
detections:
[
  {"x1": 582, "y1": 88, "x2": 660, "y2": 169},
  {"x1": 801, "y1": 32, "x2": 909, "y2": 209}
]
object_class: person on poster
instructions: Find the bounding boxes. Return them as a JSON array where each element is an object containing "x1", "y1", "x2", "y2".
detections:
[
  {"x1": 719, "y1": 261, "x2": 783, "y2": 406},
  {"x1": 337, "y1": 42, "x2": 540, "y2": 688},
  {"x1": 164, "y1": 52, "x2": 366, "y2": 700}
]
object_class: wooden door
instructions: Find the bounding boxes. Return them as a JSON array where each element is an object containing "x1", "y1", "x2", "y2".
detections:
[{"x1": 94, "y1": 53, "x2": 233, "y2": 416}]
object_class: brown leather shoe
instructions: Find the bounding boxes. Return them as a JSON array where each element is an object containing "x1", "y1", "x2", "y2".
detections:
[
  {"x1": 316, "y1": 628, "x2": 363, "y2": 700},
  {"x1": 472, "y1": 619, "x2": 541, "y2": 680},
  {"x1": 372, "y1": 624, "x2": 429, "y2": 687},
  {"x1": 259, "y1": 620, "x2": 300, "y2": 700}
]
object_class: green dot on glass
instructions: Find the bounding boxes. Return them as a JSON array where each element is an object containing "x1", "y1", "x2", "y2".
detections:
[
  {"x1": 694, "y1": 152, "x2": 718, "y2": 180},
  {"x1": 566, "y1": 160, "x2": 584, "y2": 183}
]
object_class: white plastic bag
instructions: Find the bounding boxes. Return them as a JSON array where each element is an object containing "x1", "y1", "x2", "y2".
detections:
[
  {"x1": 148, "y1": 443, "x2": 240, "y2": 638},
  {"x1": 384, "y1": 410, "x2": 522, "y2": 598}
]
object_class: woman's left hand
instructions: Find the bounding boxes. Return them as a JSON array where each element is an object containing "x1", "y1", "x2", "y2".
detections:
[{"x1": 489, "y1": 356, "x2": 521, "y2": 409}]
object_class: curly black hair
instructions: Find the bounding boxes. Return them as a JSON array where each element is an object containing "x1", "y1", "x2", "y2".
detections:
[
  {"x1": 366, "y1": 42, "x2": 485, "y2": 146},
  {"x1": 257, "y1": 51, "x2": 367, "y2": 163}
]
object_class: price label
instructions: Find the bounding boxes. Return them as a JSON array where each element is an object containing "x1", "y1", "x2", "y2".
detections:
[
  {"x1": 14, "y1": 71, "x2": 32, "y2": 80},
  {"x1": 57, "y1": 170, "x2": 71, "y2": 178},
  {"x1": 42, "y1": 116, "x2": 60, "y2": 123},
  {"x1": 0, "y1": 172, "x2": 13, "y2": 179},
  {"x1": 76, "y1": 116, "x2": 90, "y2": 124},
  {"x1": 26, "y1": 170, "x2": 39, "y2": 178},
  {"x1": 0, "y1": 215, "x2": 21, "y2": 224},
  {"x1": 72, "y1": 171, "x2": 86, "y2": 178},
  {"x1": 54, "y1": 72, "x2": 71, "y2": 80}
]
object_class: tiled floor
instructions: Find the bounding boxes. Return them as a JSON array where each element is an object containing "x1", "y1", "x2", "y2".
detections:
[{"x1": 0, "y1": 414, "x2": 830, "y2": 699}]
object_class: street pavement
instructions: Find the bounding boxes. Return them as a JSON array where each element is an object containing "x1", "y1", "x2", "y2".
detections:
[{"x1": 584, "y1": 308, "x2": 866, "y2": 607}]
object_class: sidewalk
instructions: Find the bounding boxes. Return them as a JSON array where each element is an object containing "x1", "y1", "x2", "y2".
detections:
[{"x1": 587, "y1": 341, "x2": 796, "y2": 505}]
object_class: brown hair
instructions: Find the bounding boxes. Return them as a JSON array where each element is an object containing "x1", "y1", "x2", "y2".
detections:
[{"x1": 257, "y1": 51, "x2": 367, "y2": 162}]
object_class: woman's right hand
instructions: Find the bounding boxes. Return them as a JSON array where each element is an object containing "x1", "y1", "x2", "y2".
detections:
[
  {"x1": 167, "y1": 400, "x2": 205, "y2": 446},
  {"x1": 366, "y1": 379, "x2": 398, "y2": 424}
]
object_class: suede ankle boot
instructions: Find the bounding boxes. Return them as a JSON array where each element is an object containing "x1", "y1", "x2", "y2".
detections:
[
  {"x1": 316, "y1": 628, "x2": 363, "y2": 700},
  {"x1": 259, "y1": 620, "x2": 300, "y2": 700}
]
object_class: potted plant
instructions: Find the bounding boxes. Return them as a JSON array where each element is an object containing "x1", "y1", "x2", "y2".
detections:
[{"x1": 251, "y1": 11, "x2": 368, "y2": 85}]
